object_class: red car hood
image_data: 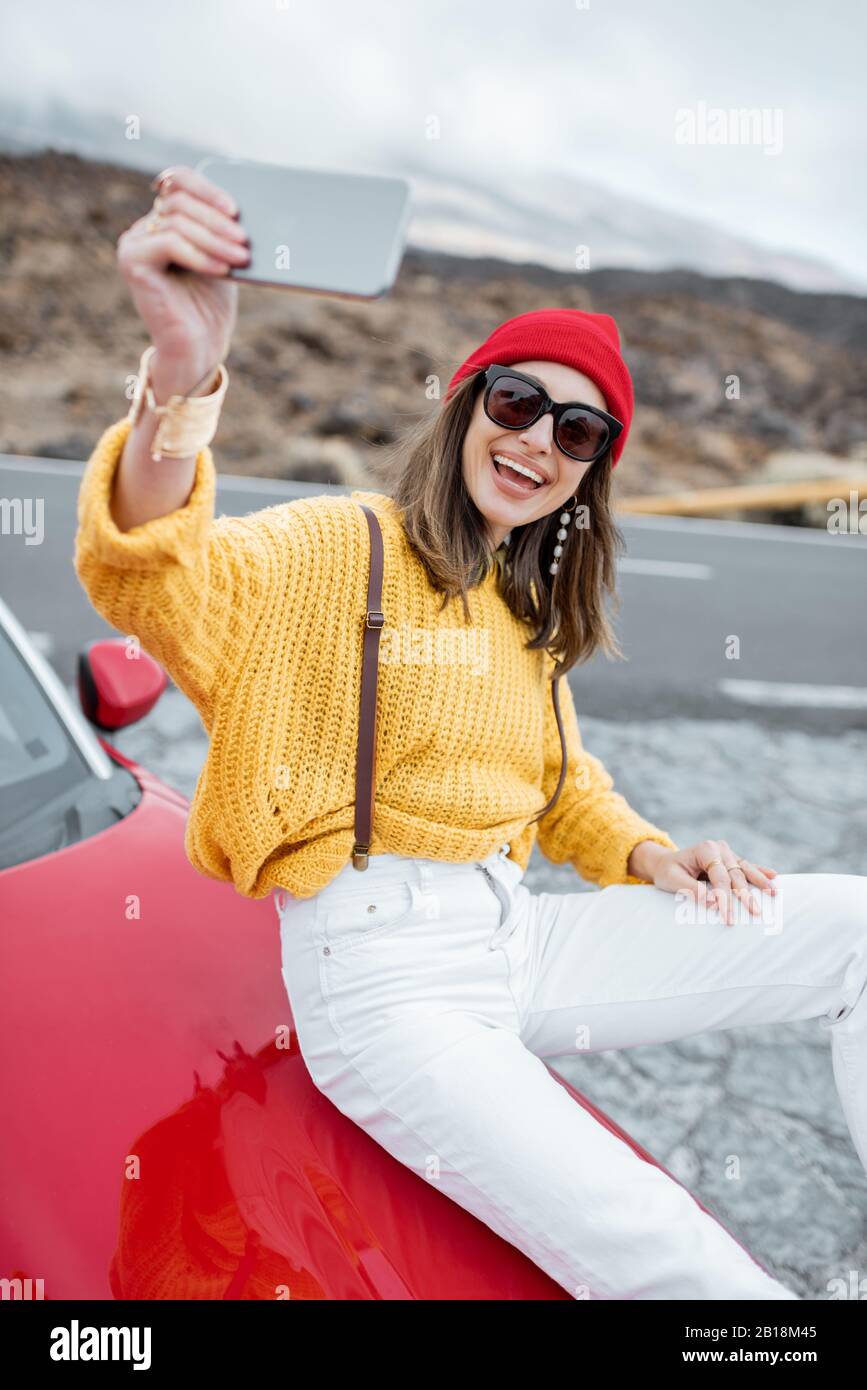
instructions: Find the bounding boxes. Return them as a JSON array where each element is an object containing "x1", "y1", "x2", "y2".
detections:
[{"x1": 0, "y1": 748, "x2": 583, "y2": 1299}]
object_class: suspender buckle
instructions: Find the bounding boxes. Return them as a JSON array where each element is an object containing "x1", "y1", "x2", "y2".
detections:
[
  {"x1": 351, "y1": 843, "x2": 370, "y2": 870},
  {"x1": 365, "y1": 610, "x2": 385, "y2": 629}
]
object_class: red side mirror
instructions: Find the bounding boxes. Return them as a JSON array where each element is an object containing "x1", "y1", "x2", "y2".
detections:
[{"x1": 77, "y1": 638, "x2": 168, "y2": 731}]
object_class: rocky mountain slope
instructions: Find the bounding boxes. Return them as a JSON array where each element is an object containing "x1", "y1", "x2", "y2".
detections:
[{"x1": 2, "y1": 150, "x2": 865, "y2": 512}]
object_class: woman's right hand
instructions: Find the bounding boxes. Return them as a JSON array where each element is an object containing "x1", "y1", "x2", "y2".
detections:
[{"x1": 116, "y1": 164, "x2": 252, "y2": 398}]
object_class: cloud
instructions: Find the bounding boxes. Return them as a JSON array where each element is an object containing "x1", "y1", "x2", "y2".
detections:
[{"x1": 2, "y1": 0, "x2": 864, "y2": 281}]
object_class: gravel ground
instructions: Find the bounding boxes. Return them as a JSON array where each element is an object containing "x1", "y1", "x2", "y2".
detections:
[{"x1": 101, "y1": 685, "x2": 867, "y2": 1300}]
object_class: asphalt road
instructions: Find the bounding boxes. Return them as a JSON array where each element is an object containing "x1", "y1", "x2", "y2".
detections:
[{"x1": 1, "y1": 453, "x2": 865, "y2": 732}]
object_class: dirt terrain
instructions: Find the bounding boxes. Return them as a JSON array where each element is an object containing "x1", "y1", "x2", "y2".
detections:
[{"x1": 2, "y1": 149, "x2": 866, "y2": 512}]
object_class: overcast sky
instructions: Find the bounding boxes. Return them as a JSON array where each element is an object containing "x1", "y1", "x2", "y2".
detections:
[{"x1": 3, "y1": 0, "x2": 864, "y2": 284}]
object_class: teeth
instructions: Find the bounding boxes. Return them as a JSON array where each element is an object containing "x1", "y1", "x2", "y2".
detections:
[{"x1": 492, "y1": 454, "x2": 546, "y2": 486}]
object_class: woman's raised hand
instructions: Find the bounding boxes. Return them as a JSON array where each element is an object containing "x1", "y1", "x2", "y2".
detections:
[{"x1": 116, "y1": 164, "x2": 252, "y2": 399}]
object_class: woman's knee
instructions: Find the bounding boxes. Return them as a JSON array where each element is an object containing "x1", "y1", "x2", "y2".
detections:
[
  {"x1": 809, "y1": 874, "x2": 867, "y2": 1022},
  {"x1": 821, "y1": 873, "x2": 867, "y2": 942},
  {"x1": 775, "y1": 872, "x2": 867, "y2": 935}
]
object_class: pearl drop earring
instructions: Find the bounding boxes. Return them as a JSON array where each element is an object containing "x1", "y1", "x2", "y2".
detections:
[{"x1": 549, "y1": 495, "x2": 578, "y2": 576}]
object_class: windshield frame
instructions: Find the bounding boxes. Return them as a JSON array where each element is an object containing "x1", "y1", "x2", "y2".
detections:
[{"x1": 0, "y1": 594, "x2": 114, "y2": 784}]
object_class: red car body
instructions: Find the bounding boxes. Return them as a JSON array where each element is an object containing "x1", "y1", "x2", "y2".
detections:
[{"x1": 0, "y1": 624, "x2": 769, "y2": 1300}]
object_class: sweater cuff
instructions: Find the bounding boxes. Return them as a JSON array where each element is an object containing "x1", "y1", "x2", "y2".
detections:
[{"x1": 75, "y1": 415, "x2": 216, "y2": 573}]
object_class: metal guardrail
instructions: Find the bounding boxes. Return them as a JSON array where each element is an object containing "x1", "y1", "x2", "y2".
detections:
[{"x1": 618, "y1": 475, "x2": 867, "y2": 516}]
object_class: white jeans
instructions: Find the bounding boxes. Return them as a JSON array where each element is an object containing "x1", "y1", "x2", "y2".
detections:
[{"x1": 274, "y1": 845, "x2": 867, "y2": 1300}]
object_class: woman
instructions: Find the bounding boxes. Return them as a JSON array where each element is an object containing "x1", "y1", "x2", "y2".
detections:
[{"x1": 75, "y1": 164, "x2": 867, "y2": 1301}]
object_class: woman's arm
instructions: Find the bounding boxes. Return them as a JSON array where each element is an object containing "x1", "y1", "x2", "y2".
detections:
[
  {"x1": 75, "y1": 412, "x2": 320, "y2": 729},
  {"x1": 535, "y1": 662, "x2": 678, "y2": 886},
  {"x1": 109, "y1": 161, "x2": 252, "y2": 529},
  {"x1": 626, "y1": 838, "x2": 672, "y2": 882},
  {"x1": 74, "y1": 162, "x2": 264, "y2": 722},
  {"x1": 74, "y1": 416, "x2": 269, "y2": 727},
  {"x1": 109, "y1": 351, "x2": 216, "y2": 532}
]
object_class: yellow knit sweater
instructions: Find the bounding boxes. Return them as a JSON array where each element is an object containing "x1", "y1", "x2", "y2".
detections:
[{"x1": 74, "y1": 415, "x2": 678, "y2": 900}]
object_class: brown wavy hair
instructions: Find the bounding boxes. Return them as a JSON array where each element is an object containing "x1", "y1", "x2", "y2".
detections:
[{"x1": 370, "y1": 369, "x2": 627, "y2": 678}]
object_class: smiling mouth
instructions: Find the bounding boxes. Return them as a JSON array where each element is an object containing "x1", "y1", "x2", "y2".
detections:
[{"x1": 490, "y1": 452, "x2": 548, "y2": 491}]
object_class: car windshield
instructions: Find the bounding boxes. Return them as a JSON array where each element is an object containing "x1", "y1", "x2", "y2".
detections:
[{"x1": 0, "y1": 629, "x2": 139, "y2": 870}]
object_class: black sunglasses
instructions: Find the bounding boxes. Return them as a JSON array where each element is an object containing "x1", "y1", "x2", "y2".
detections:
[{"x1": 479, "y1": 364, "x2": 622, "y2": 464}]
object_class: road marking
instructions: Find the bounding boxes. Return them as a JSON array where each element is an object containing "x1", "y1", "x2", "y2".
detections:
[
  {"x1": 719, "y1": 679, "x2": 867, "y2": 709},
  {"x1": 622, "y1": 511, "x2": 863, "y2": 546},
  {"x1": 620, "y1": 558, "x2": 712, "y2": 580}
]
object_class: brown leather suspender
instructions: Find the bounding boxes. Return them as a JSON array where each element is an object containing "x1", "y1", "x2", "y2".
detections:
[
  {"x1": 534, "y1": 675, "x2": 568, "y2": 823},
  {"x1": 351, "y1": 504, "x2": 387, "y2": 869},
  {"x1": 351, "y1": 501, "x2": 568, "y2": 870}
]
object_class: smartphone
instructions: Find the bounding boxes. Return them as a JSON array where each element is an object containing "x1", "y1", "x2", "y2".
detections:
[{"x1": 194, "y1": 155, "x2": 412, "y2": 300}]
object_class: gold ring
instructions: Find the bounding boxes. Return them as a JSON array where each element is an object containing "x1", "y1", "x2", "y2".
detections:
[
  {"x1": 150, "y1": 167, "x2": 176, "y2": 195},
  {"x1": 145, "y1": 209, "x2": 167, "y2": 235}
]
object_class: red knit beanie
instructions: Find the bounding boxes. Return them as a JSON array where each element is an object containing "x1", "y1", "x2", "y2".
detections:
[{"x1": 445, "y1": 307, "x2": 634, "y2": 467}]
